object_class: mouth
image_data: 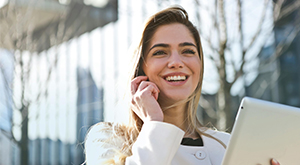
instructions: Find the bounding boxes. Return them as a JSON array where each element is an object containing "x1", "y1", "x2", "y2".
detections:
[{"x1": 163, "y1": 75, "x2": 188, "y2": 82}]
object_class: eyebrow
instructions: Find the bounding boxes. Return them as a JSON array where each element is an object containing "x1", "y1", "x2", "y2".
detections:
[
  {"x1": 179, "y1": 42, "x2": 197, "y2": 48},
  {"x1": 148, "y1": 43, "x2": 169, "y2": 52},
  {"x1": 148, "y1": 42, "x2": 197, "y2": 52}
]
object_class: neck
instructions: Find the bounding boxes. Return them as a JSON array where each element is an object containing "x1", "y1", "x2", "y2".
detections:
[
  {"x1": 163, "y1": 103, "x2": 187, "y2": 131},
  {"x1": 161, "y1": 102, "x2": 199, "y2": 139}
]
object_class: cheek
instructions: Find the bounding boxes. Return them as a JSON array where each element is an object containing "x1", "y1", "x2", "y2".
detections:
[
  {"x1": 143, "y1": 59, "x2": 162, "y2": 75},
  {"x1": 142, "y1": 64, "x2": 157, "y2": 81},
  {"x1": 190, "y1": 58, "x2": 201, "y2": 73},
  {"x1": 142, "y1": 62, "x2": 150, "y2": 76},
  {"x1": 192, "y1": 61, "x2": 202, "y2": 84}
]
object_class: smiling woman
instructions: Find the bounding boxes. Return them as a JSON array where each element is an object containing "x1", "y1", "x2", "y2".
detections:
[
  {"x1": 84, "y1": 6, "x2": 280, "y2": 165},
  {"x1": 143, "y1": 23, "x2": 201, "y2": 106}
]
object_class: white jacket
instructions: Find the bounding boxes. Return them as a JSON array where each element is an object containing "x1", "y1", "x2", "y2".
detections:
[{"x1": 85, "y1": 121, "x2": 230, "y2": 165}]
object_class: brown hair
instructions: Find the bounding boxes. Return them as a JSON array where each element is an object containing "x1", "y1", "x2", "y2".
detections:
[{"x1": 129, "y1": 5, "x2": 204, "y2": 140}]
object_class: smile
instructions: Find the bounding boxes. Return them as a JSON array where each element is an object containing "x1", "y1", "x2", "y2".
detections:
[{"x1": 165, "y1": 75, "x2": 187, "y2": 82}]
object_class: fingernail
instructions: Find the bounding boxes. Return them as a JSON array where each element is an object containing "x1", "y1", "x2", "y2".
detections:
[{"x1": 272, "y1": 159, "x2": 279, "y2": 165}]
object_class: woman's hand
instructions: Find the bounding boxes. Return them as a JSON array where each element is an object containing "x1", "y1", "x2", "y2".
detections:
[
  {"x1": 270, "y1": 159, "x2": 280, "y2": 165},
  {"x1": 131, "y1": 76, "x2": 164, "y2": 122}
]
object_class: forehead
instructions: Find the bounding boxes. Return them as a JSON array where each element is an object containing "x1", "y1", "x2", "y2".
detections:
[{"x1": 150, "y1": 23, "x2": 196, "y2": 46}]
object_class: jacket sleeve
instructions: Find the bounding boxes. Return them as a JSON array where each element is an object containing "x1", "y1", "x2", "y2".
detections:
[{"x1": 126, "y1": 121, "x2": 185, "y2": 165}]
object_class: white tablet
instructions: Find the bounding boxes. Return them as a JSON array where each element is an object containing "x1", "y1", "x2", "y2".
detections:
[{"x1": 222, "y1": 97, "x2": 300, "y2": 165}]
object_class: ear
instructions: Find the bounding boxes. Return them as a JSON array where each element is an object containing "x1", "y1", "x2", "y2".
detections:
[
  {"x1": 137, "y1": 65, "x2": 146, "y2": 76},
  {"x1": 137, "y1": 69, "x2": 149, "y2": 81},
  {"x1": 138, "y1": 69, "x2": 146, "y2": 76},
  {"x1": 135, "y1": 56, "x2": 147, "y2": 77}
]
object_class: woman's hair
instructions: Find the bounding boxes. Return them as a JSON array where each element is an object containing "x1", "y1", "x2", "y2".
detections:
[
  {"x1": 85, "y1": 6, "x2": 225, "y2": 165},
  {"x1": 129, "y1": 5, "x2": 204, "y2": 142}
]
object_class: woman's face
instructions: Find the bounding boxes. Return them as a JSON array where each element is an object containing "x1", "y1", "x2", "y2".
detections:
[{"x1": 142, "y1": 23, "x2": 201, "y2": 104}]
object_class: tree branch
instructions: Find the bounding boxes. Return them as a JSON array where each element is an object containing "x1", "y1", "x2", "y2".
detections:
[
  {"x1": 273, "y1": 0, "x2": 284, "y2": 21},
  {"x1": 0, "y1": 129, "x2": 19, "y2": 146},
  {"x1": 275, "y1": 0, "x2": 300, "y2": 22},
  {"x1": 199, "y1": 97, "x2": 217, "y2": 119},
  {"x1": 230, "y1": 0, "x2": 270, "y2": 88},
  {"x1": 217, "y1": 0, "x2": 228, "y2": 87},
  {"x1": 197, "y1": 0, "x2": 221, "y2": 68},
  {"x1": 252, "y1": 68, "x2": 281, "y2": 99},
  {"x1": 244, "y1": 0, "x2": 270, "y2": 53},
  {"x1": 201, "y1": 35, "x2": 220, "y2": 62},
  {"x1": 262, "y1": 24, "x2": 300, "y2": 65},
  {"x1": 218, "y1": 0, "x2": 227, "y2": 55}
]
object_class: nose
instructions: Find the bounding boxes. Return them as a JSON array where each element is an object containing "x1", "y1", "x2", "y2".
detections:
[{"x1": 167, "y1": 51, "x2": 184, "y2": 69}]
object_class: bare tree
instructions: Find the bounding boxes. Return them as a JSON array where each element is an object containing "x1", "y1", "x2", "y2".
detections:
[
  {"x1": 0, "y1": 0, "x2": 117, "y2": 163},
  {"x1": 0, "y1": 1, "x2": 75, "y2": 164},
  {"x1": 196, "y1": 0, "x2": 300, "y2": 131},
  {"x1": 1, "y1": 4, "x2": 60, "y2": 165}
]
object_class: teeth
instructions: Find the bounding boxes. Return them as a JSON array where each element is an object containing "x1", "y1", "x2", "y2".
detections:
[{"x1": 166, "y1": 75, "x2": 186, "y2": 81}]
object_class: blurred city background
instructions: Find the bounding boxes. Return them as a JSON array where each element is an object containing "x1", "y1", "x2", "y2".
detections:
[{"x1": 0, "y1": 0, "x2": 299, "y2": 164}]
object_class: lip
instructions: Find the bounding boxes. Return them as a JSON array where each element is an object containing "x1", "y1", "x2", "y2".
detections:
[{"x1": 162, "y1": 72, "x2": 189, "y2": 86}]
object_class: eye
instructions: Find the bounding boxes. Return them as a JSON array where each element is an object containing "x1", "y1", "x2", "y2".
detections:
[
  {"x1": 182, "y1": 49, "x2": 196, "y2": 55},
  {"x1": 153, "y1": 50, "x2": 166, "y2": 56}
]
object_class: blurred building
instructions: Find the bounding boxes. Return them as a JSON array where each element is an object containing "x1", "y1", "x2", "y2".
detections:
[
  {"x1": 76, "y1": 67, "x2": 104, "y2": 163},
  {"x1": 0, "y1": 51, "x2": 13, "y2": 134},
  {"x1": 274, "y1": 1, "x2": 300, "y2": 107},
  {"x1": 247, "y1": 0, "x2": 300, "y2": 107},
  {"x1": 0, "y1": 0, "x2": 117, "y2": 164},
  {"x1": 28, "y1": 67, "x2": 103, "y2": 164},
  {"x1": 0, "y1": 50, "x2": 20, "y2": 165},
  {"x1": 0, "y1": 131, "x2": 20, "y2": 165}
]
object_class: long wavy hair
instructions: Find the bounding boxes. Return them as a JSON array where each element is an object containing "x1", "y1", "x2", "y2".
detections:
[
  {"x1": 129, "y1": 5, "x2": 204, "y2": 142},
  {"x1": 85, "y1": 6, "x2": 225, "y2": 165}
]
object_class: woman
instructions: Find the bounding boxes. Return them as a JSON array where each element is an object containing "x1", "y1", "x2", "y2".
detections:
[{"x1": 85, "y1": 6, "x2": 280, "y2": 165}]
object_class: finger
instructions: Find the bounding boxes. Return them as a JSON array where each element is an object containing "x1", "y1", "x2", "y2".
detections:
[
  {"x1": 137, "y1": 81, "x2": 160, "y2": 95},
  {"x1": 140, "y1": 83, "x2": 160, "y2": 100},
  {"x1": 137, "y1": 79, "x2": 160, "y2": 93},
  {"x1": 152, "y1": 87, "x2": 159, "y2": 100},
  {"x1": 151, "y1": 82, "x2": 160, "y2": 94},
  {"x1": 144, "y1": 82, "x2": 159, "y2": 100},
  {"x1": 131, "y1": 76, "x2": 148, "y2": 95},
  {"x1": 270, "y1": 159, "x2": 280, "y2": 165},
  {"x1": 145, "y1": 82, "x2": 160, "y2": 100}
]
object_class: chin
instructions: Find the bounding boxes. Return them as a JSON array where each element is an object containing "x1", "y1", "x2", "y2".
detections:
[{"x1": 159, "y1": 91, "x2": 192, "y2": 103}]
